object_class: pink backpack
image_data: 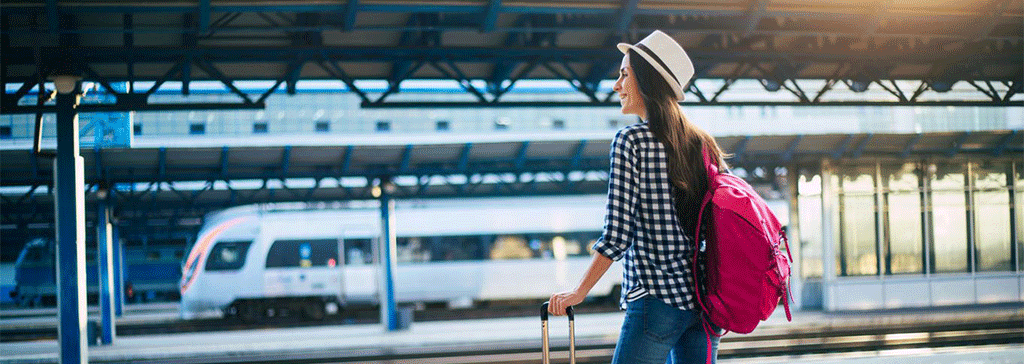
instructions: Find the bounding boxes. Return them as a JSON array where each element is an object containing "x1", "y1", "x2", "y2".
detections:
[{"x1": 692, "y1": 149, "x2": 793, "y2": 340}]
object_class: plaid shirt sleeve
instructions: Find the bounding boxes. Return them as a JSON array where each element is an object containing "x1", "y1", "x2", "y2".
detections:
[{"x1": 592, "y1": 128, "x2": 638, "y2": 261}]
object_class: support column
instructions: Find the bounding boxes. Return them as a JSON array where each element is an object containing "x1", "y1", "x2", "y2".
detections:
[
  {"x1": 820, "y1": 159, "x2": 839, "y2": 312},
  {"x1": 52, "y1": 75, "x2": 87, "y2": 363},
  {"x1": 97, "y1": 191, "x2": 116, "y2": 344},
  {"x1": 375, "y1": 177, "x2": 400, "y2": 331},
  {"x1": 113, "y1": 224, "x2": 124, "y2": 316},
  {"x1": 785, "y1": 164, "x2": 802, "y2": 311}
]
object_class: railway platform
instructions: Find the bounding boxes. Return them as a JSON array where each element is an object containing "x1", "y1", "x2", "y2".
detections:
[{"x1": 1, "y1": 304, "x2": 1020, "y2": 364}]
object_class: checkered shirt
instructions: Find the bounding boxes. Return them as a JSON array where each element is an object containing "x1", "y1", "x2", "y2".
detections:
[{"x1": 592, "y1": 122, "x2": 701, "y2": 311}]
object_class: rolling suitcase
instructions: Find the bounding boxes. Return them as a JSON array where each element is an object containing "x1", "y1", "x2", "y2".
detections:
[{"x1": 540, "y1": 302, "x2": 575, "y2": 364}]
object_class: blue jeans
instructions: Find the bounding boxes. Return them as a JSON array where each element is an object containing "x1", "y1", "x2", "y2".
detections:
[{"x1": 611, "y1": 296, "x2": 722, "y2": 364}]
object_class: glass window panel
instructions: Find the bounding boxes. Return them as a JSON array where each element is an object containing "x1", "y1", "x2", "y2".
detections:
[
  {"x1": 887, "y1": 192, "x2": 923, "y2": 274},
  {"x1": 931, "y1": 163, "x2": 965, "y2": 190},
  {"x1": 974, "y1": 162, "x2": 1009, "y2": 189},
  {"x1": 266, "y1": 239, "x2": 337, "y2": 268},
  {"x1": 932, "y1": 189, "x2": 969, "y2": 273},
  {"x1": 841, "y1": 167, "x2": 875, "y2": 193},
  {"x1": 344, "y1": 239, "x2": 372, "y2": 265},
  {"x1": 490, "y1": 235, "x2": 531, "y2": 260},
  {"x1": 798, "y1": 173, "x2": 821, "y2": 196},
  {"x1": 205, "y1": 241, "x2": 252, "y2": 271},
  {"x1": 799, "y1": 195, "x2": 823, "y2": 278},
  {"x1": 884, "y1": 163, "x2": 919, "y2": 191},
  {"x1": 975, "y1": 190, "x2": 1012, "y2": 271},
  {"x1": 397, "y1": 237, "x2": 430, "y2": 263},
  {"x1": 1016, "y1": 163, "x2": 1023, "y2": 272},
  {"x1": 841, "y1": 194, "x2": 877, "y2": 276}
]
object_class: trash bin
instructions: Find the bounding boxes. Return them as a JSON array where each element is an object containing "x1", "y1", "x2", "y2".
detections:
[
  {"x1": 395, "y1": 306, "x2": 414, "y2": 331},
  {"x1": 86, "y1": 320, "x2": 100, "y2": 346}
]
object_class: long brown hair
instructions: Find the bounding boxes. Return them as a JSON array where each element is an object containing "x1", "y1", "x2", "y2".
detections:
[{"x1": 628, "y1": 49, "x2": 728, "y2": 232}]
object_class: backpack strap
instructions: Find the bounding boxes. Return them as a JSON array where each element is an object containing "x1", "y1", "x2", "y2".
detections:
[
  {"x1": 692, "y1": 149, "x2": 717, "y2": 317},
  {"x1": 695, "y1": 148, "x2": 727, "y2": 364}
]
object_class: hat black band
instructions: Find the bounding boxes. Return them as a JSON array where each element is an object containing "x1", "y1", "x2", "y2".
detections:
[{"x1": 635, "y1": 43, "x2": 680, "y2": 86}]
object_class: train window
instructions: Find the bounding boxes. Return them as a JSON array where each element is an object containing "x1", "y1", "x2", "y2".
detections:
[
  {"x1": 147, "y1": 251, "x2": 161, "y2": 260},
  {"x1": 344, "y1": 239, "x2": 373, "y2": 265},
  {"x1": 490, "y1": 235, "x2": 531, "y2": 260},
  {"x1": 397, "y1": 237, "x2": 431, "y2": 263},
  {"x1": 427, "y1": 235, "x2": 484, "y2": 261},
  {"x1": 397, "y1": 235, "x2": 487, "y2": 263},
  {"x1": 266, "y1": 239, "x2": 339, "y2": 268},
  {"x1": 205, "y1": 241, "x2": 252, "y2": 271},
  {"x1": 488, "y1": 232, "x2": 598, "y2": 260}
]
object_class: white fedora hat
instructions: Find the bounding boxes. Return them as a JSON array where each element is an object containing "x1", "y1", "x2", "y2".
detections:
[{"x1": 617, "y1": 30, "x2": 694, "y2": 100}]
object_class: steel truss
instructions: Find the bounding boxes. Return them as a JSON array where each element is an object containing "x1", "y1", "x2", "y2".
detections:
[
  {"x1": 1, "y1": 0, "x2": 1021, "y2": 111},
  {"x1": 3, "y1": 130, "x2": 1020, "y2": 246}
]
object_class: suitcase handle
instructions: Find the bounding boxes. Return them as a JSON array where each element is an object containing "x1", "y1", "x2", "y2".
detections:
[{"x1": 541, "y1": 302, "x2": 575, "y2": 364}]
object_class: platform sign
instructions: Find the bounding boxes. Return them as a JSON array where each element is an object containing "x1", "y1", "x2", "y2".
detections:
[{"x1": 81, "y1": 112, "x2": 133, "y2": 149}]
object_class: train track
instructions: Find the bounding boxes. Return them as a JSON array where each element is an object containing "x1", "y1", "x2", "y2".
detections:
[
  {"x1": 4, "y1": 304, "x2": 1021, "y2": 364},
  {"x1": 115, "y1": 317, "x2": 1023, "y2": 364}
]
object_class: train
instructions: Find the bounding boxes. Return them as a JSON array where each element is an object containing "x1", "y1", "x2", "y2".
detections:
[
  {"x1": 10, "y1": 238, "x2": 184, "y2": 307},
  {"x1": 178, "y1": 195, "x2": 626, "y2": 322}
]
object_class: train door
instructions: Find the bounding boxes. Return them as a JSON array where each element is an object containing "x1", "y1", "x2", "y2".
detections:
[
  {"x1": 263, "y1": 239, "x2": 342, "y2": 299},
  {"x1": 342, "y1": 238, "x2": 376, "y2": 303}
]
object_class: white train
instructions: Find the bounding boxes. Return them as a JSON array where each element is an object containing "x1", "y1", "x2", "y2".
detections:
[{"x1": 178, "y1": 195, "x2": 625, "y2": 322}]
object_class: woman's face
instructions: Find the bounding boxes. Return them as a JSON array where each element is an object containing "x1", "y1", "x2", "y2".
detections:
[{"x1": 613, "y1": 53, "x2": 646, "y2": 119}]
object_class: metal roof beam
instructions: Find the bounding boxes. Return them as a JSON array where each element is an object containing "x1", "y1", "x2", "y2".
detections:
[
  {"x1": 192, "y1": 58, "x2": 254, "y2": 104},
  {"x1": 158, "y1": 147, "x2": 167, "y2": 181},
  {"x1": 781, "y1": 135, "x2": 803, "y2": 163},
  {"x1": 615, "y1": 0, "x2": 640, "y2": 35},
  {"x1": 743, "y1": 0, "x2": 770, "y2": 36},
  {"x1": 480, "y1": 0, "x2": 501, "y2": 32},
  {"x1": 4, "y1": 45, "x2": 1021, "y2": 66},
  {"x1": 946, "y1": 132, "x2": 971, "y2": 157},
  {"x1": 316, "y1": 58, "x2": 369, "y2": 104},
  {"x1": 851, "y1": 134, "x2": 873, "y2": 159},
  {"x1": 399, "y1": 145, "x2": 413, "y2": 172},
  {"x1": 900, "y1": 134, "x2": 923, "y2": 158},
  {"x1": 457, "y1": 143, "x2": 473, "y2": 171},
  {"x1": 340, "y1": 145, "x2": 353, "y2": 175},
  {"x1": 515, "y1": 142, "x2": 530, "y2": 170},
  {"x1": 198, "y1": 0, "x2": 210, "y2": 35},
  {"x1": 570, "y1": 140, "x2": 588, "y2": 169},
  {"x1": 219, "y1": 146, "x2": 230, "y2": 181},
  {"x1": 991, "y1": 130, "x2": 1016, "y2": 156},
  {"x1": 280, "y1": 146, "x2": 292, "y2": 179},
  {"x1": 342, "y1": 0, "x2": 358, "y2": 31}
]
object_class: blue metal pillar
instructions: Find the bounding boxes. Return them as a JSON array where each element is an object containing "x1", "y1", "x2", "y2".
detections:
[
  {"x1": 96, "y1": 195, "x2": 116, "y2": 344},
  {"x1": 377, "y1": 177, "x2": 400, "y2": 331},
  {"x1": 113, "y1": 225, "x2": 124, "y2": 316},
  {"x1": 52, "y1": 75, "x2": 88, "y2": 363}
]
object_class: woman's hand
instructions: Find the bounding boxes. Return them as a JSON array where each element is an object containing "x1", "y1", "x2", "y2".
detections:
[{"x1": 548, "y1": 290, "x2": 585, "y2": 316}]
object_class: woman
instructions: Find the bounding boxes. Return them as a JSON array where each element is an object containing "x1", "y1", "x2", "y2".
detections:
[{"x1": 547, "y1": 30, "x2": 728, "y2": 364}]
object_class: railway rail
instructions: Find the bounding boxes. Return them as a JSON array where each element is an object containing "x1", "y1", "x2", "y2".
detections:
[{"x1": 107, "y1": 317, "x2": 1023, "y2": 364}]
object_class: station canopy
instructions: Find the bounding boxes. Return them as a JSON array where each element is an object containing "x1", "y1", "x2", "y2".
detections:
[
  {"x1": 2, "y1": 130, "x2": 1020, "y2": 243},
  {"x1": 1, "y1": 0, "x2": 1022, "y2": 110}
]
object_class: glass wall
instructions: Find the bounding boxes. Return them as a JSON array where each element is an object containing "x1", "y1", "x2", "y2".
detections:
[
  {"x1": 883, "y1": 163, "x2": 924, "y2": 274},
  {"x1": 838, "y1": 165, "x2": 878, "y2": 276},
  {"x1": 930, "y1": 163, "x2": 969, "y2": 273},
  {"x1": 809, "y1": 159, "x2": 1021, "y2": 279},
  {"x1": 798, "y1": 170, "x2": 823, "y2": 279},
  {"x1": 1016, "y1": 163, "x2": 1023, "y2": 272},
  {"x1": 973, "y1": 162, "x2": 1013, "y2": 272}
]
